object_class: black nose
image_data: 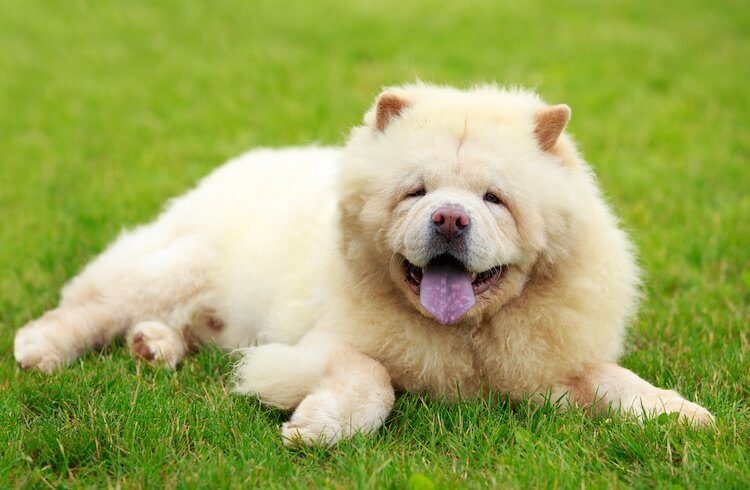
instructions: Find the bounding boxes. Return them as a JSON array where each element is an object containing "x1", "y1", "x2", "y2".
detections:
[{"x1": 431, "y1": 205, "x2": 469, "y2": 239}]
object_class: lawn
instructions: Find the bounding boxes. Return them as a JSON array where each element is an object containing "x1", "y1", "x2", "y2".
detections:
[{"x1": 1, "y1": 0, "x2": 748, "y2": 487}]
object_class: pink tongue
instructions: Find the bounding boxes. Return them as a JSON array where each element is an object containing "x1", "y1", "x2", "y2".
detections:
[{"x1": 419, "y1": 258, "x2": 476, "y2": 325}]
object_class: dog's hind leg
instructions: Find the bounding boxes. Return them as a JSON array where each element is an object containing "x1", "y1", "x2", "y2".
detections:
[
  {"x1": 126, "y1": 320, "x2": 189, "y2": 368},
  {"x1": 14, "y1": 227, "x2": 215, "y2": 373}
]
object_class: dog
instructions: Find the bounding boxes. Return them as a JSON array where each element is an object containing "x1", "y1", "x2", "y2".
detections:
[{"x1": 14, "y1": 83, "x2": 714, "y2": 446}]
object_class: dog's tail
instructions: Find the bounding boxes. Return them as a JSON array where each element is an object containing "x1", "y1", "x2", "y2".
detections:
[{"x1": 232, "y1": 341, "x2": 332, "y2": 410}]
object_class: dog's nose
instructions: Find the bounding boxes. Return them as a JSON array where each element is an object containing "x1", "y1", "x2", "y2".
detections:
[{"x1": 431, "y1": 206, "x2": 469, "y2": 239}]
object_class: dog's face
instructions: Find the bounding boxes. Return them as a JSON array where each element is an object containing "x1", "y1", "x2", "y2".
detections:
[{"x1": 340, "y1": 86, "x2": 578, "y2": 325}]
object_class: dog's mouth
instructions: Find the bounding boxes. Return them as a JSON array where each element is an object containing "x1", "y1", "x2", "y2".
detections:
[{"x1": 403, "y1": 254, "x2": 504, "y2": 325}]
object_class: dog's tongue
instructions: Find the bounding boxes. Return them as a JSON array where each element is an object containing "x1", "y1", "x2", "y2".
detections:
[{"x1": 419, "y1": 257, "x2": 475, "y2": 325}]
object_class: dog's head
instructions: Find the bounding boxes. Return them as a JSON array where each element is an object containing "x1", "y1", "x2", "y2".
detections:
[{"x1": 339, "y1": 84, "x2": 585, "y2": 325}]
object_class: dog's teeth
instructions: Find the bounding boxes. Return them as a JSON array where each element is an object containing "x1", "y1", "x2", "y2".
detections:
[{"x1": 471, "y1": 272, "x2": 478, "y2": 281}]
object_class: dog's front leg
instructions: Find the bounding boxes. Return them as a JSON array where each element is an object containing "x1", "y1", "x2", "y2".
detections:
[
  {"x1": 280, "y1": 343, "x2": 394, "y2": 447},
  {"x1": 559, "y1": 363, "x2": 714, "y2": 425},
  {"x1": 233, "y1": 338, "x2": 394, "y2": 447}
]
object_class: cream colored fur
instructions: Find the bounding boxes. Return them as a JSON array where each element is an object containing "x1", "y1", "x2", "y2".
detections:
[{"x1": 14, "y1": 83, "x2": 713, "y2": 446}]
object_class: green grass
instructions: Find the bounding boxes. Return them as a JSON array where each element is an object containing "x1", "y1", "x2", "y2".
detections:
[{"x1": 1, "y1": 0, "x2": 748, "y2": 487}]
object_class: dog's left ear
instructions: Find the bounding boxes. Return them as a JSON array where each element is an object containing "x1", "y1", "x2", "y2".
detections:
[
  {"x1": 534, "y1": 104, "x2": 571, "y2": 152},
  {"x1": 373, "y1": 92, "x2": 411, "y2": 131}
]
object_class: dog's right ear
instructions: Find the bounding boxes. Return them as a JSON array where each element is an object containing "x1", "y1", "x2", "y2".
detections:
[
  {"x1": 534, "y1": 104, "x2": 571, "y2": 152},
  {"x1": 370, "y1": 92, "x2": 411, "y2": 132}
]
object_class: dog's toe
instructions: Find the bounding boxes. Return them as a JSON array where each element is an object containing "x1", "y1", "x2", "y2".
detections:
[
  {"x1": 673, "y1": 400, "x2": 716, "y2": 427},
  {"x1": 650, "y1": 391, "x2": 716, "y2": 427}
]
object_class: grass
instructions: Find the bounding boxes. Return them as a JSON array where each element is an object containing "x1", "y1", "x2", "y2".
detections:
[{"x1": 1, "y1": 0, "x2": 748, "y2": 487}]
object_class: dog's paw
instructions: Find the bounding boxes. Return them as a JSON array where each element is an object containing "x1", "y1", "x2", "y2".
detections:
[
  {"x1": 127, "y1": 321, "x2": 186, "y2": 368},
  {"x1": 655, "y1": 391, "x2": 716, "y2": 427},
  {"x1": 14, "y1": 325, "x2": 67, "y2": 373},
  {"x1": 281, "y1": 390, "x2": 345, "y2": 447}
]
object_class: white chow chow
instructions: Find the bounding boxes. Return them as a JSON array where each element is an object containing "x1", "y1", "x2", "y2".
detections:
[{"x1": 14, "y1": 83, "x2": 713, "y2": 445}]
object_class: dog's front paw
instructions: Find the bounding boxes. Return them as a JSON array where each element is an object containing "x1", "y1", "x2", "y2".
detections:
[
  {"x1": 281, "y1": 390, "x2": 345, "y2": 447},
  {"x1": 14, "y1": 325, "x2": 67, "y2": 373},
  {"x1": 655, "y1": 391, "x2": 715, "y2": 426}
]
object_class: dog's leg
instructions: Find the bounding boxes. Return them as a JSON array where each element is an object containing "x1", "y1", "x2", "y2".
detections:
[
  {"x1": 14, "y1": 302, "x2": 125, "y2": 373},
  {"x1": 234, "y1": 339, "x2": 395, "y2": 446},
  {"x1": 14, "y1": 231, "x2": 213, "y2": 372},
  {"x1": 280, "y1": 345, "x2": 394, "y2": 447},
  {"x1": 557, "y1": 362, "x2": 714, "y2": 425}
]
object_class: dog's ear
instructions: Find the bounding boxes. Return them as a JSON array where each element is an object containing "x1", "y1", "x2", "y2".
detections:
[
  {"x1": 373, "y1": 92, "x2": 411, "y2": 131},
  {"x1": 534, "y1": 104, "x2": 571, "y2": 152}
]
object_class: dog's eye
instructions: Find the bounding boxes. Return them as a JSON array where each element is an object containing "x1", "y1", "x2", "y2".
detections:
[
  {"x1": 483, "y1": 192, "x2": 503, "y2": 205},
  {"x1": 406, "y1": 187, "x2": 426, "y2": 199}
]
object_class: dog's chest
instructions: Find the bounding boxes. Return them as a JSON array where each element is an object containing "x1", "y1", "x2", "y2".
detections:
[{"x1": 372, "y1": 326, "x2": 497, "y2": 398}]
